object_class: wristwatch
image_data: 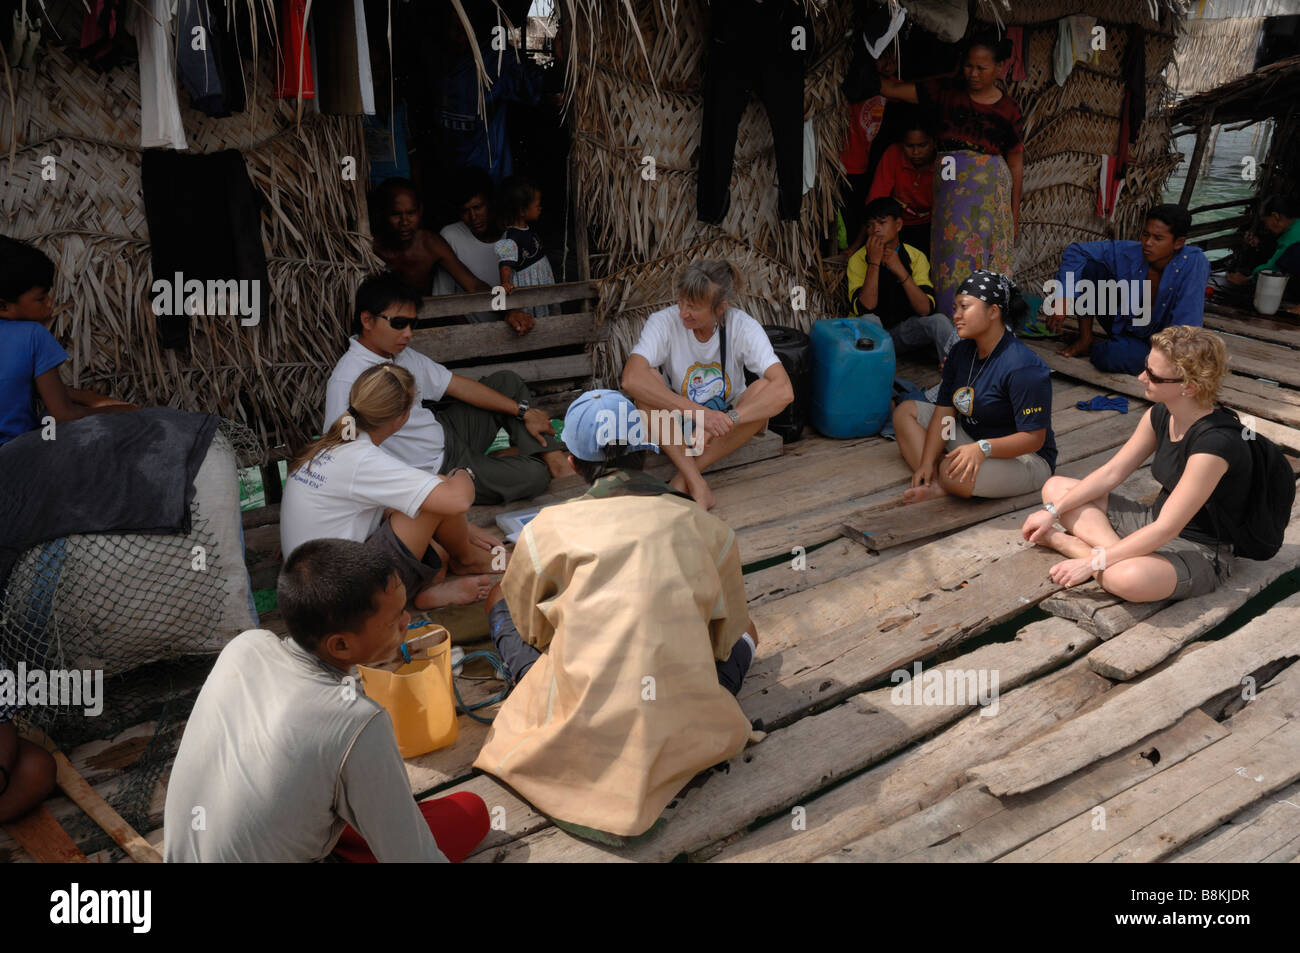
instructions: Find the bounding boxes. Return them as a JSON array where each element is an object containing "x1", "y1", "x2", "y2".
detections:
[
  {"x1": 977, "y1": 439, "x2": 993, "y2": 457},
  {"x1": 451, "y1": 467, "x2": 477, "y2": 482},
  {"x1": 727, "y1": 409, "x2": 740, "y2": 424},
  {"x1": 515, "y1": 400, "x2": 530, "y2": 421},
  {"x1": 1043, "y1": 501, "x2": 1059, "y2": 518}
]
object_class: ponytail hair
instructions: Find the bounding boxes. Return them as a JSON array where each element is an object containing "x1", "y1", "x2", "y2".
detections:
[
  {"x1": 1004, "y1": 283, "x2": 1029, "y2": 332},
  {"x1": 290, "y1": 363, "x2": 417, "y2": 474},
  {"x1": 675, "y1": 259, "x2": 744, "y2": 313}
]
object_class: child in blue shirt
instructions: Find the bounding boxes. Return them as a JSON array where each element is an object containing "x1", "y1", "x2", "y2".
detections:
[{"x1": 0, "y1": 238, "x2": 135, "y2": 447}]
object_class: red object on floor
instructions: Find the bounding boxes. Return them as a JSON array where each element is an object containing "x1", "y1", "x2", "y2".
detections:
[{"x1": 333, "y1": 792, "x2": 490, "y2": 863}]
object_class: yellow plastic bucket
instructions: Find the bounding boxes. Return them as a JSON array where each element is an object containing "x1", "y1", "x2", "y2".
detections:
[{"x1": 358, "y1": 624, "x2": 459, "y2": 757}]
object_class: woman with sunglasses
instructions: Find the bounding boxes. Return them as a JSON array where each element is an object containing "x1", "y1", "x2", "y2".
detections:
[{"x1": 1021, "y1": 326, "x2": 1249, "y2": 602}]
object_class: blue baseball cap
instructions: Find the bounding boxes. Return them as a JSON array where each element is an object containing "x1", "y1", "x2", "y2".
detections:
[{"x1": 562, "y1": 389, "x2": 661, "y2": 462}]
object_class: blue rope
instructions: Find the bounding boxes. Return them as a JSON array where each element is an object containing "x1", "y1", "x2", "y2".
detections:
[{"x1": 453, "y1": 650, "x2": 511, "y2": 725}]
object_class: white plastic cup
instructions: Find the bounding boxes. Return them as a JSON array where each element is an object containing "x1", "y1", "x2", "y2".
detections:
[{"x1": 1254, "y1": 270, "x2": 1289, "y2": 315}]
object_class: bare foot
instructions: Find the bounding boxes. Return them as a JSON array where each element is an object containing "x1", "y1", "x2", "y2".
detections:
[
  {"x1": 1060, "y1": 336, "x2": 1092, "y2": 358},
  {"x1": 1035, "y1": 526, "x2": 1092, "y2": 560},
  {"x1": 902, "y1": 482, "x2": 948, "y2": 504},
  {"x1": 450, "y1": 547, "x2": 499, "y2": 575},
  {"x1": 414, "y1": 574, "x2": 495, "y2": 609}
]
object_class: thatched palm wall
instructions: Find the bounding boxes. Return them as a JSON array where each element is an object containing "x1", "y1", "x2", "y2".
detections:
[
  {"x1": 575, "y1": 1, "x2": 853, "y2": 386},
  {"x1": 0, "y1": 46, "x2": 375, "y2": 457},
  {"x1": 581, "y1": 0, "x2": 1186, "y2": 387}
]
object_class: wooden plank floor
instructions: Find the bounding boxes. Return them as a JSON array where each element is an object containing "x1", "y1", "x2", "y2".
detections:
[{"x1": 9, "y1": 328, "x2": 1300, "y2": 862}]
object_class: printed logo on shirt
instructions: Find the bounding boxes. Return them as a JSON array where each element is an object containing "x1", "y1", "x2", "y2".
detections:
[
  {"x1": 681, "y1": 362, "x2": 728, "y2": 405},
  {"x1": 1022, "y1": 406, "x2": 1043, "y2": 416}
]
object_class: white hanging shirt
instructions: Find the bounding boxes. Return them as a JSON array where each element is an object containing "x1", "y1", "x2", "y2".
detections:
[{"x1": 128, "y1": 0, "x2": 188, "y2": 150}]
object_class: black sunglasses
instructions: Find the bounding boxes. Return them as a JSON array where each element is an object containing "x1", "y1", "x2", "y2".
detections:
[
  {"x1": 376, "y1": 312, "x2": 417, "y2": 331},
  {"x1": 1143, "y1": 361, "x2": 1183, "y2": 384}
]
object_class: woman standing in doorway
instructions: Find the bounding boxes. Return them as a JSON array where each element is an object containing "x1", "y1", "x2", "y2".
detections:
[{"x1": 881, "y1": 31, "x2": 1023, "y2": 317}]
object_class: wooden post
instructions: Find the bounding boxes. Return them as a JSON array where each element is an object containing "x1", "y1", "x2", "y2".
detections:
[{"x1": 1179, "y1": 109, "x2": 1215, "y2": 208}]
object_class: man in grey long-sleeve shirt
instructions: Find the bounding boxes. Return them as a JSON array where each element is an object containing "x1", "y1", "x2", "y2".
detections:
[{"x1": 164, "y1": 539, "x2": 487, "y2": 862}]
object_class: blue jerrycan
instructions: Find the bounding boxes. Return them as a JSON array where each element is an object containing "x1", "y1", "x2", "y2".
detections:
[{"x1": 809, "y1": 318, "x2": 896, "y2": 438}]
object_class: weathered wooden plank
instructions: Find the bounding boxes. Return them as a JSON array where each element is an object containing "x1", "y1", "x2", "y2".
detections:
[
  {"x1": 742, "y1": 539, "x2": 879, "y2": 607},
  {"x1": 967, "y1": 592, "x2": 1300, "y2": 797},
  {"x1": 1169, "y1": 780, "x2": 1300, "y2": 863},
  {"x1": 409, "y1": 311, "x2": 596, "y2": 364},
  {"x1": 1088, "y1": 508, "x2": 1300, "y2": 680},
  {"x1": 1040, "y1": 586, "x2": 1170, "y2": 640},
  {"x1": 841, "y1": 414, "x2": 1141, "y2": 553},
  {"x1": 1025, "y1": 339, "x2": 1300, "y2": 450},
  {"x1": 469, "y1": 617, "x2": 1105, "y2": 863},
  {"x1": 1205, "y1": 311, "x2": 1300, "y2": 349},
  {"x1": 1, "y1": 807, "x2": 89, "y2": 863},
  {"x1": 419, "y1": 280, "x2": 597, "y2": 319},
  {"x1": 450, "y1": 353, "x2": 592, "y2": 385},
  {"x1": 1002, "y1": 663, "x2": 1300, "y2": 862},
  {"x1": 818, "y1": 710, "x2": 1228, "y2": 862},
  {"x1": 710, "y1": 657, "x2": 1114, "y2": 863}
]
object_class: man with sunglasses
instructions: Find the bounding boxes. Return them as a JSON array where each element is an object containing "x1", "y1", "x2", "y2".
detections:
[{"x1": 324, "y1": 272, "x2": 572, "y2": 506}]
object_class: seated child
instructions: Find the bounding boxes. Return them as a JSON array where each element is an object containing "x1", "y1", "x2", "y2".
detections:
[
  {"x1": 282, "y1": 363, "x2": 497, "y2": 610},
  {"x1": 0, "y1": 237, "x2": 135, "y2": 447},
  {"x1": 894, "y1": 270, "x2": 1056, "y2": 502},
  {"x1": 163, "y1": 538, "x2": 491, "y2": 862},
  {"x1": 494, "y1": 176, "x2": 556, "y2": 321}
]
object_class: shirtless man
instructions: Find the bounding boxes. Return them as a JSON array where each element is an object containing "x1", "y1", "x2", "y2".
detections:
[{"x1": 371, "y1": 178, "x2": 488, "y2": 297}]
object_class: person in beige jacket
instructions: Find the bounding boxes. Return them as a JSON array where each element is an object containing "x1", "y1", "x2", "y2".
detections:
[{"x1": 473, "y1": 390, "x2": 761, "y2": 839}]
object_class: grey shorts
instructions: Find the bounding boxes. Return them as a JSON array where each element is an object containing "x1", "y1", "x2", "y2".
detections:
[
  {"x1": 913, "y1": 400, "x2": 1053, "y2": 498},
  {"x1": 365, "y1": 519, "x2": 442, "y2": 602},
  {"x1": 1105, "y1": 494, "x2": 1232, "y2": 601}
]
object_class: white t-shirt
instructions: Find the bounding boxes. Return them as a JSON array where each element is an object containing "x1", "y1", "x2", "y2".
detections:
[
  {"x1": 433, "y1": 221, "x2": 500, "y2": 323},
  {"x1": 324, "y1": 337, "x2": 454, "y2": 472},
  {"x1": 629, "y1": 306, "x2": 780, "y2": 406},
  {"x1": 280, "y1": 431, "x2": 440, "y2": 558},
  {"x1": 163, "y1": 630, "x2": 446, "y2": 863}
]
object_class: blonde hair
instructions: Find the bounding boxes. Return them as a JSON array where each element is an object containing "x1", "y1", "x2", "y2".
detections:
[
  {"x1": 676, "y1": 259, "x2": 743, "y2": 312},
  {"x1": 1149, "y1": 326, "x2": 1228, "y2": 407},
  {"x1": 290, "y1": 363, "x2": 416, "y2": 473}
]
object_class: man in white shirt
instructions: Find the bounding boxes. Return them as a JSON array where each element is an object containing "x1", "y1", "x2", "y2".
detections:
[
  {"x1": 324, "y1": 272, "x2": 574, "y2": 505},
  {"x1": 432, "y1": 169, "x2": 535, "y2": 333},
  {"x1": 622, "y1": 260, "x2": 794, "y2": 509},
  {"x1": 163, "y1": 538, "x2": 491, "y2": 862}
]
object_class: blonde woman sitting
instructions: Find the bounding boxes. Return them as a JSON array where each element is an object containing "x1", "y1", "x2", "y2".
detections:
[
  {"x1": 281, "y1": 363, "x2": 497, "y2": 609},
  {"x1": 1022, "y1": 326, "x2": 1249, "y2": 602}
]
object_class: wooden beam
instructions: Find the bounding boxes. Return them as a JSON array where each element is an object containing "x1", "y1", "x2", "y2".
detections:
[
  {"x1": 1170, "y1": 779, "x2": 1300, "y2": 862},
  {"x1": 1179, "y1": 111, "x2": 1215, "y2": 208},
  {"x1": 450, "y1": 353, "x2": 592, "y2": 384},
  {"x1": 1, "y1": 807, "x2": 88, "y2": 863},
  {"x1": 1187, "y1": 213, "x2": 1249, "y2": 238},
  {"x1": 966, "y1": 591, "x2": 1300, "y2": 797},
  {"x1": 419, "y1": 281, "x2": 598, "y2": 320},
  {"x1": 51, "y1": 750, "x2": 162, "y2": 863},
  {"x1": 409, "y1": 311, "x2": 596, "y2": 364},
  {"x1": 1190, "y1": 197, "x2": 1251, "y2": 216}
]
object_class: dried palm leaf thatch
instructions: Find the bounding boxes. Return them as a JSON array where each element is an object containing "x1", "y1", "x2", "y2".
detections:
[
  {"x1": 976, "y1": 0, "x2": 1182, "y2": 27},
  {"x1": 1171, "y1": 15, "x2": 1266, "y2": 98},
  {"x1": 1024, "y1": 107, "x2": 1170, "y2": 163},
  {"x1": 0, "y1": 48, "x2": 375, "y2": 459},
  {"x1": 590, "y1": 236, "x2": 835, "y2": 388}
]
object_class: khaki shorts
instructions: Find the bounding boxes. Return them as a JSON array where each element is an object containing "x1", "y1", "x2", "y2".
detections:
[
  {"x1": 913, "y1": 400, "x2": 1053, "y2": 499},
  {"x1": 1105, "y1": 494, "x2": 1232, "y2": 601}
]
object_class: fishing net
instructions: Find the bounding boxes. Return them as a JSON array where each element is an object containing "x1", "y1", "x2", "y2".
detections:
[{"x1": 0, "y1": 423, "x2": 261, "y2": 857}]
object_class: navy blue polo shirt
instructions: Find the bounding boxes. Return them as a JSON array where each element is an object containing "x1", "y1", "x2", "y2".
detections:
[{"x1": 936, "y1": 331, "x2": 1057, "y2": 470}]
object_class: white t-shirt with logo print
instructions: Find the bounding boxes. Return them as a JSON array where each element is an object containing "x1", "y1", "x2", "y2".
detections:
[
  {"x1": 629, "y1": 306, "x2": 780, "y2": 406},
  {"x1": 280, "y1": 431, "x2": 441, "y2": 558}
]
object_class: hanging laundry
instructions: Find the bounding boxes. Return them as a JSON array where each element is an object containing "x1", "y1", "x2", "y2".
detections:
[
  {"x1": 206, "y1": 0, "x2": 247, "y2": 115},
  {"x1": 313, "y1": 0, "x2": 374, "y2": 115},
  {"x1": 1054, "y1": 15, "x2": 1098, "y2": 86},
  {"x1": 275, "y1": 0, "x2": 315, "y2": 99},
  {"x1": 861, "y1": 1, "x2": 906, "y2": 59},
  {"x1": 80, "y1": 0, "x2": 127, "y2": 70},
  {"x1": 802, "y1": 118, "x2": 816, "y2": 195},
  {"x1": 176, "y1": 0, "x2": 225, "y2": 117},
  {"x1": 140, "y1": 149, "x2": 270, "y2": 350},
  {"x1": 1098, "y1": 28, "x2": 1146, "y2": 220},
  {"x1": 10, "y1": 0, "x2": 41, "y2": 69},
  {"x1": 697, "y1": 0, "x2": 811, "y2": 224},
  {"x1": 364, "y1": 101, "x2": 412, "y2": 184},
  {"x1": 1000, "y1": 26, "x2": 1026, "y2": 82},
  {"x1": 126, "y1": 0, "x2": 188, "y2": 150},
  {"x1": 439, "y1": 36, "x2": 543, "y2": 182}
]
